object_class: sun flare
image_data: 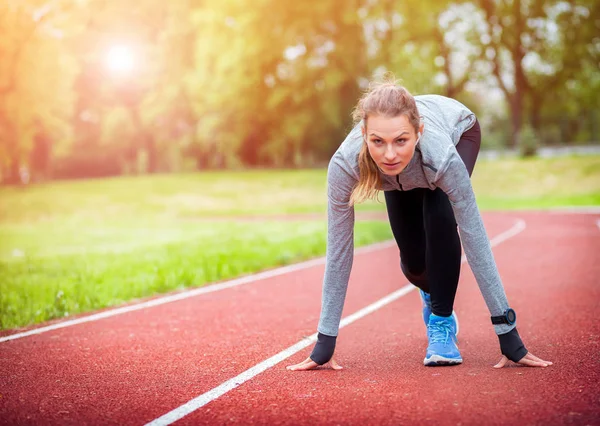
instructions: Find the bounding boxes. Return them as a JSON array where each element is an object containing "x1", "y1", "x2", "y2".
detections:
[{"x1": 105, "y1": 45, "x2": 134, "y2": 74}]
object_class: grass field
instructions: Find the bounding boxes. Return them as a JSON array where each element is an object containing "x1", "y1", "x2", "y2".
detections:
[{"x1": 1, "y1": 155, "x2": 599, "y2": 330}]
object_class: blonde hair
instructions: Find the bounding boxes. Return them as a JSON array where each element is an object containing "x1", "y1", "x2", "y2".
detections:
[{"x1": 349, "y1": 76, "x2": 421, "y2": 206}]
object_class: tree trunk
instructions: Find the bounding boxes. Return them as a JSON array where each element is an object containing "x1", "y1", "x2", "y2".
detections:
[
  {"x1": 4, "y1": 158, "x2": 21, "y2": 185},
  {"x1": 530, "y1": 94, "x2": 542, "y2": 133},
  {"x1": 508, "y1": 95, "x2": 522, "y2": 149},
  {"x1": 145, "y1": 134, "x2": 158, "y2": 173},
  {"x1": 129, "y1": 106, "x2": 157, "y2": 173},
  {"x1": 510, "y1": 0, "x2": 526, "y2": 149}
]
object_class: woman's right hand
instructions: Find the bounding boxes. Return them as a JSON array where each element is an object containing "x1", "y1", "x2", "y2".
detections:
[
  {"x1": 286, "y1": 332, "x2": 341, "y2": 371},
  {"x1": 286, "y1": 356, "x2": 343, "y2": 371}
]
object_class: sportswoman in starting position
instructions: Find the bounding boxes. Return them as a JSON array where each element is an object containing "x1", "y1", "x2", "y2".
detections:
[{"x1": 287, "y1": 78, "x2": 552, "y2": 370}]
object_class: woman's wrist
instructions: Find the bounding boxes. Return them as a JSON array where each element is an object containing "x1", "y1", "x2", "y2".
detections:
[
  {"x1": 498, "y1": 327, "x2": 528, "y2": 362},
  {"x1": 310, "y1": 332, "x2": 337, "y2": 365}
]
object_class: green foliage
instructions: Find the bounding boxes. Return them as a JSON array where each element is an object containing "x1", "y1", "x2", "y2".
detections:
[
  {"x1": 0, "y1": 1, "x2": 80, "y2": 182},
  {"x1": 2, "y1": 157, "x2": 599, "y2": 329},
  {"x1": 0, "y1": 0, "x2": 598, "y2": 183},
  {"x1": 477, "y1": 0, "x2": 599, "y2": 147},
  {"x1": 518, "y1": 125, "x2": 539, "y2": 157}
]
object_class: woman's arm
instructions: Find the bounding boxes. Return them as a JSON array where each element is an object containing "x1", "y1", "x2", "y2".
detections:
[
  {"x1": 316, "y1": 157, "x2": 357, "y2": 338},
  {"x1": 288, "y1": 156, "x2": 357, "y2": 370},
  {"x1": 435, "y1": 148, "x2": 530, "y2": 361},
  {"x1": 436, "y1": 148, "x2": 551, "y2": 367}
]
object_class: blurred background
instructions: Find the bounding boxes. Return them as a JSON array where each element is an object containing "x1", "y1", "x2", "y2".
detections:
[
  {"x1": 1, "y1": 0, "x2": 598, "y2": 183},
  {"x1": 1, "y1": 0, "x2": 599, "y2": 330}
]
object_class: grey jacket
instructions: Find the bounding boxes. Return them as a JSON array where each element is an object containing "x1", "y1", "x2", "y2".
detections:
[{"x1": 318, "y1": 94, "x2": 515, "y2": 337}]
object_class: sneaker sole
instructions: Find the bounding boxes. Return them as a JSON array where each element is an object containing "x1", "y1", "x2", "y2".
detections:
[{"x1": 423, "y1": 354, "x2": 463, "y2": 366}]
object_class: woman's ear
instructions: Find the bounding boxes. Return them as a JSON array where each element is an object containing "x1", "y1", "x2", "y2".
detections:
[
  {"x1": 419, "y1": 122, "x2": 425, "y2": 136},
  {"x1": 361, "y1": 126, "x2": 367, "y2": 142}
]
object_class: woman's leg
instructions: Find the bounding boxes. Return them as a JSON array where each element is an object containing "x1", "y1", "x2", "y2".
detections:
[
  {"x1": 387, "y1": 186, "x2": 463, "y2": 365},
  {"x1": 424, "y1": 118, "x2": 482, "y2": 316},
  {"x1": 383, "y1": 189, "x2": 428, "y2": 292},
  {"x1": 384, "y1": 187, "x2": 461, "y2": 309},
  {"x1": 423, "y1": 188, "x2": 461, "y2": 317}
]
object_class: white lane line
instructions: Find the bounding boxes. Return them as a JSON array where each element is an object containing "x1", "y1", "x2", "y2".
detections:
[
  {"x1": 145, "y1": 218, "x2": 526, "y2": 426},
  {"x1": 0, "y1": 241, "x2": 396, "y2": 344},
  {"x1": 460, "y1": 218, "x2": 526, "y2": 262},
  {"x1": 146, "y1": 285, "x2": 416, "y2": 426}
]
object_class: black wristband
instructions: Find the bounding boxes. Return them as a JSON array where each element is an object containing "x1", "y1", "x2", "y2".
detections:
[
  {"x1": 309, "y1": 332, "x2": 337, "y2": 365},
  {"x1": 498, "y1": 327, "x2": 528, "y2": 362}
]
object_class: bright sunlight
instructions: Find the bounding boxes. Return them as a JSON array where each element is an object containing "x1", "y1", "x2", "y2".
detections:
[{"x1": 105, "y1": 45, "x2": 135, "y2": 74}]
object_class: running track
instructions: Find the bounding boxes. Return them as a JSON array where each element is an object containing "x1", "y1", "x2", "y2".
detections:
[{"x1": 1, "y1": 211, "x2": 599, "y2": 425}]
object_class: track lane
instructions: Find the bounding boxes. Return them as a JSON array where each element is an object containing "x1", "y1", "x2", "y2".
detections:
[
  {"x1": 0, "y1": 222, "x2": 484, "y2": 425},
  {"x1": 1, "y1": 213, "x2": 591, "y2": 425},
  {"x1": 175, "y1": 212, "x2": 600, "y2": 426}
]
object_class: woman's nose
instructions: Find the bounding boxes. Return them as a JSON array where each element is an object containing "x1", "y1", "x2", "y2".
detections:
[{"x1": 384, "y1": 145, "x2": 396, "y2": 161}]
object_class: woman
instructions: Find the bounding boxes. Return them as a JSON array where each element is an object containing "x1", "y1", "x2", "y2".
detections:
[{"x1": 287, "y1": 78, "x2": 552, "y2": 370}]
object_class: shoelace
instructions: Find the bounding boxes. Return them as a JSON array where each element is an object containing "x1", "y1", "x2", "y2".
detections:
[{"x1": 428, "y1": 323, "x2": 452, "y2": 344}]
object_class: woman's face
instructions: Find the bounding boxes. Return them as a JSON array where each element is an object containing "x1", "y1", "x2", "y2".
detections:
[{"x1": 362, "y1": 114, "x2": 423, "y2": 176}]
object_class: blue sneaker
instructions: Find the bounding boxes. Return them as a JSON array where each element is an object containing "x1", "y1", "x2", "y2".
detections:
[
  {"x1": 423, "y1": 314, "x2": 463, "y2": 366},
  {"x1": 419, "y1": 289, "x2": 432, "y2": 327},
  {"x1": 419, "y1": 290, "x2": 459, "y2": 336}
]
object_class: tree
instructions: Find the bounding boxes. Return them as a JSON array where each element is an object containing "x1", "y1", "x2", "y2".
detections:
[
  {"x1": 477, "y1": 0, "x2": 598, "y2": 147},
  {"x1": 524, "y1": 0, "x2": 600, "y2": 144},
  {"x1": 0, "y1": 0, "x2": 78, "y2": 183},
  {"x1": 363, "y1": 0, "x2": 482, "y2": 99}
]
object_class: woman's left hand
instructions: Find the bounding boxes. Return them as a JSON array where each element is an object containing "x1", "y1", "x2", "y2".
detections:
[
  {"x1": 286, "y1": 356, "x2": 343, "y2": 371},
  {"x1": 494, "y1": 351, "x2": 552, "y2": 368}
]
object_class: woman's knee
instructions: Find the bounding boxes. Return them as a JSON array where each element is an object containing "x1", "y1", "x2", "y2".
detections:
[{"x1": 401, "y1": 261, "x2": 429, "y2": 292}]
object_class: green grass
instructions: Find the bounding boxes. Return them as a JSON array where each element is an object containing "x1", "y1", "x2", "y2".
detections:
[
  {"x1": 1, "y1": 155, "x2": 598, "y2": 330},
  {"x1": 0, "y1": 169, "x2": 385, "y2": 227},
  {"x1": 0, "y1": 220, "x2": 391, "y2": 330},
  {"x1": 472, "y1": 156, "x2": 600, "y2": 209}
]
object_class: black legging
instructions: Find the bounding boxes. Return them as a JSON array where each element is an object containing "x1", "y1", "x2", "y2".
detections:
[{"x1": 384, "y1": 120, "x2": 481, "y2": 317}]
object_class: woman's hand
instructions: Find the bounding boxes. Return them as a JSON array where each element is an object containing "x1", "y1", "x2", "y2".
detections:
[
  {"x1": 286, "y1": 356, "x2": 343, "y2": 371},
  {"x1": 288, "y1": 332, "x2": 338, "y2": 370},
  {"x1": 494, "y1": 351, "x2": 552, "y2": 368}
]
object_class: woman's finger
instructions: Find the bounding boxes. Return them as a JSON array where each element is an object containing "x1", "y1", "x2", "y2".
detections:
[
  {"x1": 329, "y1": 358, "x2": 343, "y2": 370},
  {"x1": 524, "y1": 352, "x2": 553, "y2": 365},
  {"x1": 518, "y1": 357, "x2": 548, "y2": 367},
  {"x1": 286, "y1": 357, "x2": 318, "y2": 371},
  {"x1": 286, "y1": 357, "x2": 314, "y2": 370},
  {"x1": 519, "y1": 354, "x2": 550, "y2": 368},
  {"x1": 493, "y1": 355, "x2": 509, "y2": 369}
]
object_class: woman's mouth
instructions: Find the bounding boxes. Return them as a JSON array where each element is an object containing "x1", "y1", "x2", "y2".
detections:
[{"x1": 382, "y1": 162, "x2": 400, "y2": 168}]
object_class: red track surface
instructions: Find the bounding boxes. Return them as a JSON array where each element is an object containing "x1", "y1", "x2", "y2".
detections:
[{"x1": 1, "y1": 212, "x2": 599, "y2": 425}]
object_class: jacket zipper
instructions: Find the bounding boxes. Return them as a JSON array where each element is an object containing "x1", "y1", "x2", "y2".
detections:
[{"x1": 396, "y1": 174, "x2": 403, "y2": 191}]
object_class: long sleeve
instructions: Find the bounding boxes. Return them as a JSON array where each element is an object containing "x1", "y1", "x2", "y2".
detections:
[
  {"x1": 435, "y1": 148, "x2": 515, "y2": 335},
  {"x1": 316, "y1": 157, "x2": 357, "y2": 337}
]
